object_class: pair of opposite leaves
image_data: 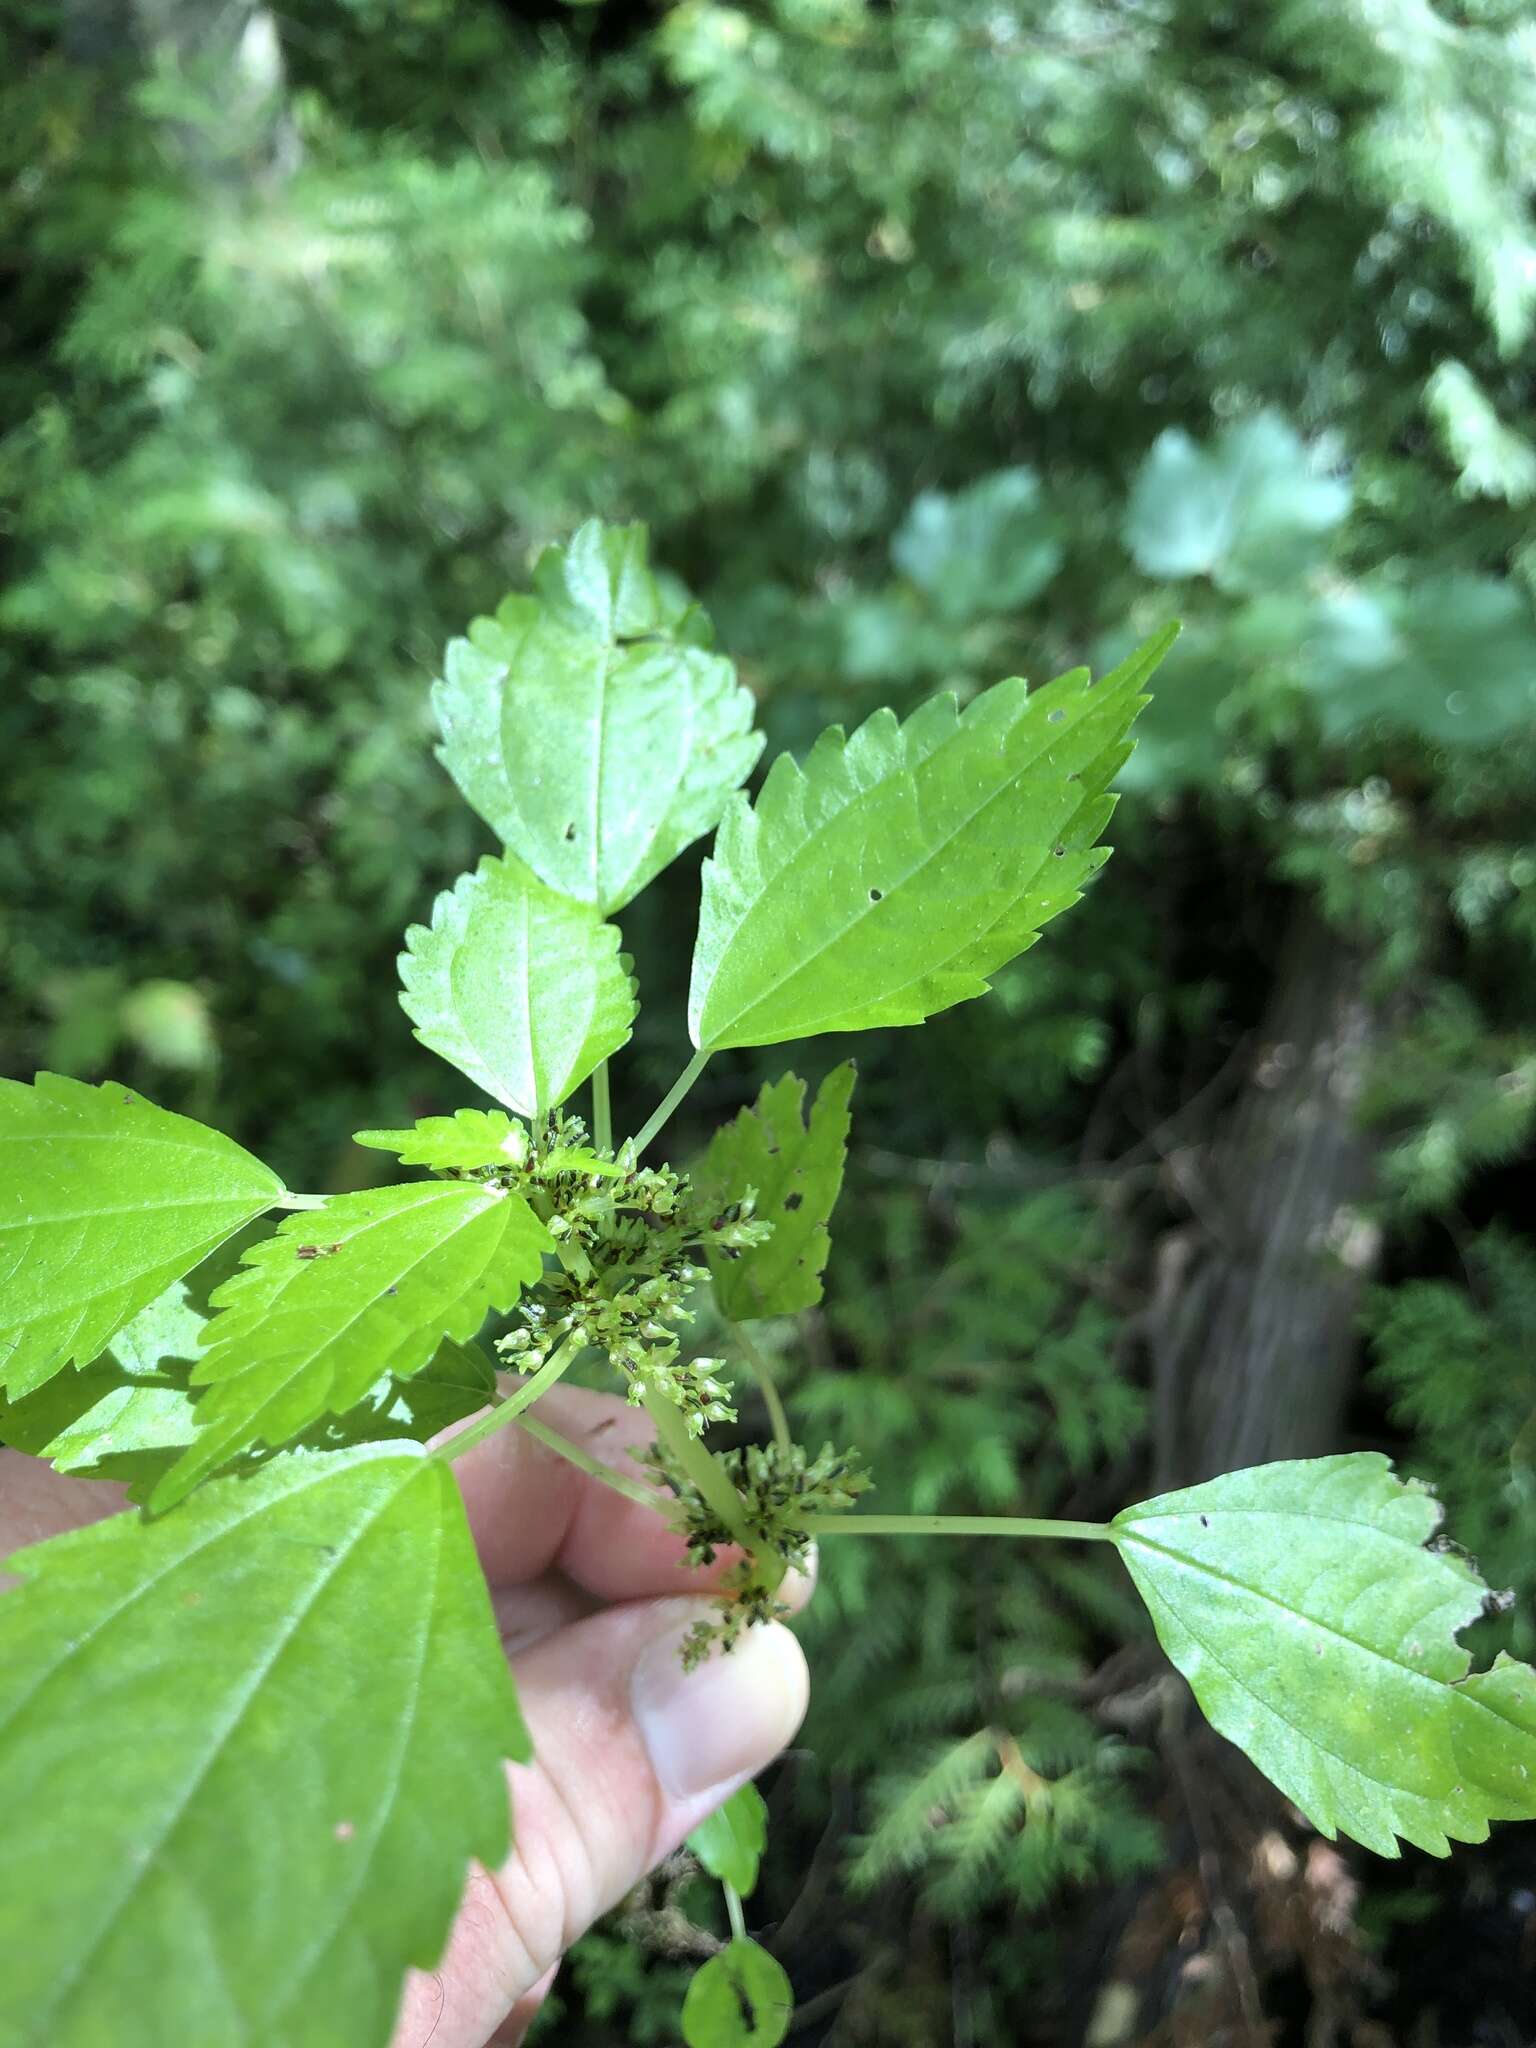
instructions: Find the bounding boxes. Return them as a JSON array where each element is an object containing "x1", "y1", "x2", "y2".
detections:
[{"x1": 411, "y1": 517, "x2": 1175, "y2": 1121}]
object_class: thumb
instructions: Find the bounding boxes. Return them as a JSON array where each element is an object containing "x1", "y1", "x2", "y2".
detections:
[{"x1": 393, "y1": 1599, "x2": 808, "y2": 2048}]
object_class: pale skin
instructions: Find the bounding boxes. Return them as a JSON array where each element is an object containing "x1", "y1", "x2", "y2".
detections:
[{"x1": 0, "y1": 1384, "x2": 812, "y2": 2048}]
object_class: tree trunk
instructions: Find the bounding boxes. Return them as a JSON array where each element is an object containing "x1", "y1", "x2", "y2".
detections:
[{"x1": 1149, "y1": 900, "x2": 1391, "y2": 1487}]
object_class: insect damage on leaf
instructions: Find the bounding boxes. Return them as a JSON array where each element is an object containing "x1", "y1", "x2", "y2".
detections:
[
  {"x1": 696, "y1": 1064, "x2": 855, "y2": 1320},
  {"x1": 687, "y1": 629, "x2": 1175, "y2": 1052},
  {"x1": 152, "y1": 1180, "x2": 551, "y2": 1509},
  {"x1": 1112, "y1": 1453, "x2": 1536, "y2": 1856}
]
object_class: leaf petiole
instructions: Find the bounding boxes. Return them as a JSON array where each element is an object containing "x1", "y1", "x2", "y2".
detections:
[
  {"x1": 591, "y1": 1060, "x2": 613, "y2": 1154},
  {"x1": 514, "y1": 1413, "x2": 668, "y2": 1513},
  {"x1": 804, "y1": 1512, "x2": 1115, "y2": 1543},
  {"x1": 724, "y1": 1883, "x2": 747, "y2": 1944},
  {"x1": 631, "y1": 1048, "x2": 711, "y2": 1156},
  {"x1": 730, "y1": 1323, "x2": 792, "y2": 1456},
  {"x1": 433, "y1": 1335, "x2": 588, "y2": 1466}
]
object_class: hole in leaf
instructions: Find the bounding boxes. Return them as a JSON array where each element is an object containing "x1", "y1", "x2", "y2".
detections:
[
  {"x1": 783, "y1": 1192, "x2": 804, "y2": 1211},
  {"x1": 1053, "y1": 846, "x2": 1066, "y2": 858},
  {"x1": 869, "y1": 887, "x2": 883, "y2": 902}
]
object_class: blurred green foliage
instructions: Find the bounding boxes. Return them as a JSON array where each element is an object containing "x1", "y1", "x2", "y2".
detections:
[{"x1": 7, "y1": 0, "x2": 1536, "y2": 2035}]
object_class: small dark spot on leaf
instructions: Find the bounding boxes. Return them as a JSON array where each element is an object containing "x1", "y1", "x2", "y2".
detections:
[
  {"x1": 1052, "y1": 846, "x2": 1066, "y2": 858},
  {"x1": 563, "y1": 822, "x2": 576, "y2": 841},
  {"x1": 767, "y1": 1144, "x2": 780, "y2": 1156},
  {"x1": 869, "y1": 887, "x2": 883, "y2": 903},
  {"x1": 783, "y1": 1192, "x2": 804, "y2": 1211},
  {"x1": 1200, "y1": 1514, "x2": 1209, "y2": 1527},
  {"x1": 384, "y1": 1285, "x2": 398, "y2": 1296},
  {"x1": 1048, "y1": 709, "x2": 1064, "y2": 724}
]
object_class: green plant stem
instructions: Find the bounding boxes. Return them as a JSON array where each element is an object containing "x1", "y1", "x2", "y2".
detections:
[
  {"x1": 433, "y1": 1336, "x2": 587, "y2": 1466},
  {"x1": 804, "y1": 1512, "x2": 1115, "y2": 1543},
  {"x1": 724, "y1": 1884, "x2": 747, "y2": 1943},
  {"x1": 591, "y1": 1060, "x2": 612, "y2": 1153},
  {"x1": 515, "y1": 1413, "x2": 667, "y2": 1512},
  {"x1": 631, "y1": 1048, "x2": 711, "y2": 1156},
  {"x1": 641, "y1": 1387, "x2": 757, "y2": 1556},
  {"x1": 731, "y1": 1324, "x2": 792, "y2": 1456},
  {"x1": 274, "y1": 1192, "x2": 329, "y2": 1211}
]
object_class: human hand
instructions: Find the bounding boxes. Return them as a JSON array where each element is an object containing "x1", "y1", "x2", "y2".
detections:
[{"x1": 0, "y1": 1383, "x2": 811, "y2": 2048}]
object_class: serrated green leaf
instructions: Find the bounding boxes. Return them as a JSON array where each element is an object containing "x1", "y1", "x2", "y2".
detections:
[
  {"x1": 1301, "y1": 577, "x2": 1536, "y2": 745},
  {"x1": 1112, "y1": 1454, "x2": 1536, "y2": 1857},
  {"x1": 0, "y1": 1443, "x2": 527, "y2": 2048},
  {"x1": 1124, "y1": 412, "x2": 1349, "y2": 593},
  {"x1": 688, "y1": 1782, "x2": 769, "y2": 1897},
  {"x1": 688, "y1": 633, "x2": 1173, "y2": 1052},
  {"x1": 0, "y1": 1074, "x2": 284, "y2": 1398},
  {"x1": 355, "y1": 1108, "x2": 533, "y2": 1171},
  {"x1": 400, "y1": 855, "x2": 637, "y2": 1119},
  {"x1": 153, "y1": 1181, "x2": 552, "y2": 1509},
  {"x1": 0, "y1": 1279, "x2": 203, "y2": 1487},
  {"x1": 891, "y1": 467, "x2": 1063, "y2": 621},
  {"x1": 698, "y1": 1065, "x2": 855, "y2": 1319},
  {"x1": 682, "y1": 1937, "x2": 793, "y2": 2048},
  {"x1": 0, "y1": 1281, "x2": 499, "y2": 1500},
  {"x1": 433, "y1": 519, "x2": 764, "y2": 913}
]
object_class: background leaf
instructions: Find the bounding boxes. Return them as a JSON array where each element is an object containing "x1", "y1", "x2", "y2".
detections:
[
  {"x1": 0, "y1": 1444, "x2": 527, "y2": 2048},
  {"x1": 688, "y1": 634, "x2": 1172, "y2": 1051},
  {"x1": 891, "y1": 468, "x2": 1063, "y2": 621},
  {"x1": 681, "y1": 1937, "x2": 793, "y2": 2048},
  {"x1": 399, "y1": 855, "x2": 637, "y2": 1119},
  {"x1": 1112, "y1": 1454, "x2": 1536, "y2": 1857},
  {"x1": 698, "y1": 1065, "x2": 856, "y2": 1319},
  {"x1": 433, "y1": 519, "x2": 763, "y2": 913},
  {"x1": 1300, "y1": 577, "x2": 1536, "y2": 745},
  {"x1": 154, "y1": 1180, "x2": 551, "y2": 1507},
  {"x1": 0, "y1": 1075, "x2": 283, "y2": 1398},
  {"x1": 687, "y1": 1782, "x2": 769, "y2": 1899},
  {"x1": 1123, "y1": 412, "x2": 1350, "y2": 593}
]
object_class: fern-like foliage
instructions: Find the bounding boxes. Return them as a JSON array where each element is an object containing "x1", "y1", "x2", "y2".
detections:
[{"x1": 1366, "y1": 1228, "x2": 1536, "y2": 1656}]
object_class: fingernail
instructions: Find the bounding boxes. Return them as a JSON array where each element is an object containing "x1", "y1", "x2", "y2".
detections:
[{"x1": 631, "y1": 1609, "x2": 808, "y2": 1802}]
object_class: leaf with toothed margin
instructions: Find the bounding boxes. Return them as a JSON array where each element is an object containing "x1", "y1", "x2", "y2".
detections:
[
  {"x1": 399, "y1": 855, "x2": 637, "y2": 1120},
  {"x1": 687, "y1": 631, "x2": 1175, "y2": 1052},
  {"x1": 0, "y1": 1074, "x2": 284, "y2": 1399},
  {"x1": 697, "y1": 1065, "x2": 855, "y2": 1320},
  {"x1": 152, "y1": 1180, "x2": 551, "y2": 1510},
  {"x1": 432, "y1": 519, "x2": 764, "y2": 914},
  {"x1": 1112, "y1": 1453, "x2": 1536, "y2": 1857},
  {"x1": 0, "y1": 1444, "x2": 528, "y2": 2048},
  {"x1": 354, "y1": 1108, "x2": 535, "y2": 1172}
]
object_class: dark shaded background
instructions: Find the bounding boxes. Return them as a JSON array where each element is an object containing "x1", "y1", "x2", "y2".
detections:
[{"x1": 5, "y1": 1, "x2": 1536, "y2": 2040}]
